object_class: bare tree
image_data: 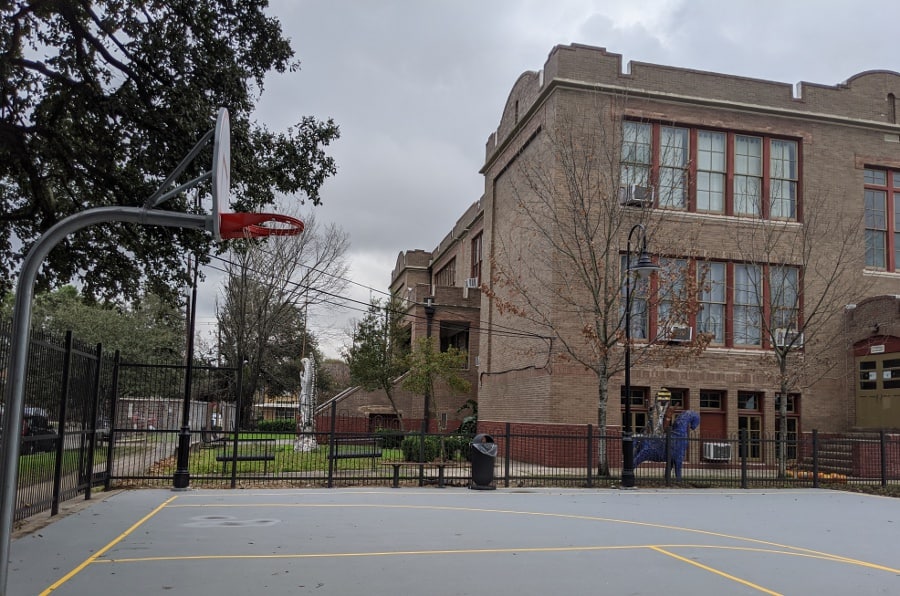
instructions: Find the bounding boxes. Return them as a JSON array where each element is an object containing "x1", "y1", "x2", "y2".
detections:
[
  {"x1": 217, "y1": 208, "x2": 350, "y2": 426},
  {"x1": 729, "y1": 187, "x2": 869, "y2": 476},
  {"x1": 486, "y1": 98, "x2": 706, "y2": 475}
]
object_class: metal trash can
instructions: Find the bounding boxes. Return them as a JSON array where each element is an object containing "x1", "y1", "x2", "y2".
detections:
[{"x1": 469, "y1": 433, "x2": 497, "y2": 490}]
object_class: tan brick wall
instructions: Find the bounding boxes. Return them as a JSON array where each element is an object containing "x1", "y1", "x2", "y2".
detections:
[{"x1": 476, "y1": 44, "x2": 900, "y2": 438}]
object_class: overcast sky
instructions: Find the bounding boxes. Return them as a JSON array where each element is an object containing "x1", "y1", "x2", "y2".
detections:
[{"x1": 196, "y1": 0, "x2": 900, "y2": 358}]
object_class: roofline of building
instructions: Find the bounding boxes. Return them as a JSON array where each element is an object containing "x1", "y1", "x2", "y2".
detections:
[{"x1": 482, "y1": 76, "x2": 900, "y2": 174}]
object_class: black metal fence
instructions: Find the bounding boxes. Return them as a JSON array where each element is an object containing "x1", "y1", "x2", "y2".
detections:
[
  {"x1": 5, "y1": 321, "x2": 900, "y2": 526},
  {"x1": 104, "y1": 408, "x2": 900, "y2": 490},
  {"x1": 1, "y1": 322, "x2": 115, "y2": 521}
]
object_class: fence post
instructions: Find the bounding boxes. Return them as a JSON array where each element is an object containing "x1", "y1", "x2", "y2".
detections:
[
  {"x1": 880, "y1": 430, "x2": 887, "y2": 488},
  {"x1": 664, "y1": 429, "x2": 672, "y2": 486},
  {"x1": 739, "y1": 429, "x2": 748, "y2": 489},
  {"x1": 230, "y1": 362, "x2": 245, "y2": 489},
  {"x1": 84, "y1": 342, "x2": 103, "y2": 501},
  {"x1": 105, "y1": 351, "x2": 121, "y2": 491},
  {"x1": 586, "y1": 424, "x2": 593, "y2": 488},
  {"x1": 504, "y1": 422, "x2": 511, "y2": 488},
  {"x1": 51, "y1": 331, "x2": 74, "y2": 516},
  {"x1": 327, "y1": 401, "x2": 337, "y2": 488},
  {"x1": 812, "y1": 429, "x2": 819, "y2": 489}
]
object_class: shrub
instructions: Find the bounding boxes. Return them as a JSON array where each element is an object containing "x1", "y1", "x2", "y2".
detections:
[
  {"x1": 442, "y1": 435, "x2": 471, "y2": 461},
  {"x1": 374, "y1": 428, "x2": 405, "y2": 450},
  {"x1": 400, "y1": 435, "x2": 440, "y2": 462},
  {"x1": 256, "y1": 419, "x2": 295, "y2": 432}
]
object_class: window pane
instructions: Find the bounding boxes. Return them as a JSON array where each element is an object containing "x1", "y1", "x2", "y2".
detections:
[
  {"x1": 865, "y1": 190, "x2": 887, "y2": 229},
  {"x1": 697, "y1": 171, "x2": 725, "y2": 212},
  {"x1": 770, "y1": 140, "x2": 797, "y2": 179},
  {"x1": 734, "y1": 175, "x2": 761, "y2": 216},
  {"x1": 621, "y1": 122, "x2": 651, "y2": 187},
  {"x1": 865, "y1": 169, "x2": 887, "y2": 186},
  {"x1": 697, "y1": 130, "x2": 726, "y2": 171},
  {"x1": 735, "y1": 136, "x2": 762, "y2": 175},
  {"x1": 867, "y1": 230, "x2": 887, "y2": 268}
]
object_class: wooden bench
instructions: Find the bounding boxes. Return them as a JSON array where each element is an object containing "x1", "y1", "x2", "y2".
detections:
[
  {"x1": 216, "y1": 437, "x2": 276, "y2": 474},
  {"x1": 381, "y1": 462, "x2": 469, "y2": 488},
  {"x1": 327, "y1": 437, "x2": 383, "y2": 470}
]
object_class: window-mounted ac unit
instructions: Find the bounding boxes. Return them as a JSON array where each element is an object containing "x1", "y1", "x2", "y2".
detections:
[
  {"x1": 661, "y1": 324, "x2": 692, "y2": 343},
  {"x1": 703, "y1": 442, "x2": 732, "y2": 461},
  {"x1": 618, "y1": 184, "x2": 654, "y2": 207},
  {"x1": 464, "y1": 277, "x2": 480, "y2": 289},
  {"x1": 774, "y1": 327, "x2": 804, "y2": 348}
]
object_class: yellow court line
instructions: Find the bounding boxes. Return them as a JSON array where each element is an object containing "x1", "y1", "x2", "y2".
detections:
[
  {"x1": 89, "y1": 542, "x2": 896, "y2": 569},
  {"x1": 39, "y1": 495, "x2": 179, "y2": 595},
  {"x1": 650, "y1": 546, "x2": 783, "y2": 595},
  {"x1": 166, "y1": 501, "x2": 900, "y2": 572}
]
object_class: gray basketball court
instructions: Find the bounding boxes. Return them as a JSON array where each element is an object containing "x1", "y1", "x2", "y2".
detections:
[{"x1": 7, "y1": 487, "x2": 898, "y2": 595}]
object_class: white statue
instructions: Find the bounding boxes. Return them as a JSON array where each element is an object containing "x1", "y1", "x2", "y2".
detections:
[{"x1": 293, "y1": 357, "x2": 318, "y2": 452}]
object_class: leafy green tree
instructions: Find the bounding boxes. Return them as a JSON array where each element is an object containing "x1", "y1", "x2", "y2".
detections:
[
  {"x1": 345, "y1": 296, "x2": 410, "y2": 430},
  {"x1": 13, "y1": 285, "x2": 184, "y2": 363},
  {"x1": 402, "y1": 337, "x2": 470, "y2": 429},
  {"x1": 1, "y1": 1, "x2": 339, "y2": 304}
]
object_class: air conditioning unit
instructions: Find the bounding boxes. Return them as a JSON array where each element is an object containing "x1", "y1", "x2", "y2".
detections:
[
  {"x1": 774, "y1": 327, "x2": 804, "y2": 348},
  {"x1": 464, "y1": 277, "x2": 480, "y2": 289},
  {"x1": 661, "y1": 324, "x2": 692, "y2": 343},
  {"x1": 703, "y1": 442, "x2": 732, "y2": 461},
  {"x1": 618, "y1": 184, "x2": 654, "y2": 207}
]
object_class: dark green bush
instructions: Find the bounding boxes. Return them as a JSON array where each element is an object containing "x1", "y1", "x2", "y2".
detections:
[
  {"x1": 399, "y1": 434, "x2": 472, "y2": 461},
  {"x1": 256, "y1": 419, "x2": 295, "y2": 432},
  {"x1": 374, "y1": 428, "x2": 406, "y2": 450},
  {"x1": 400, "y1": 435, "x2": 441, "y2": 462}
]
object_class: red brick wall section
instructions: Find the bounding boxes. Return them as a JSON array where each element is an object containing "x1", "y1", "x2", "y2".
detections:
[{"x1": 478, "y1": 421, "x2": 623, "y2": 467}]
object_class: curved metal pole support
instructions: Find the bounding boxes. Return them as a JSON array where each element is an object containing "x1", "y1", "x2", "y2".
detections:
[{"x1": 0, "y1": 206, "x2": 207, "y2": 594}]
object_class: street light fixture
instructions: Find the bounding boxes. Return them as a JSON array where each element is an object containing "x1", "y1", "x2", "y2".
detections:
[{"x1": 622, "y1": 223, "x2": 660, "y2": 489}]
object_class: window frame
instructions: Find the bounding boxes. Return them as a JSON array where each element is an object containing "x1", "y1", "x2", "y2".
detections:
[
  {"x1": 622, "y1": 120, "x2": 801, "y2": 221},
  {"x1": 864, "y1": 167, "x2": 898, "y2": 270}
]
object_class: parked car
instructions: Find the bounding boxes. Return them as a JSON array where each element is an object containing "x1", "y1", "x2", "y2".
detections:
[
  {"x1": 0, "y1": 408, "x2": 57, "y2": 454},
  {"x1": 96, "y1": 414, "x2": 111, "y2": 443}
]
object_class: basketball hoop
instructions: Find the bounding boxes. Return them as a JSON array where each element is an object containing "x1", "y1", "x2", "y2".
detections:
[
  {"x1": 219, "y1": 212, "x2": 305, "y2": 239},
  {"x1": 209, "y1": 108, "x2": 303, "y2": 241}
]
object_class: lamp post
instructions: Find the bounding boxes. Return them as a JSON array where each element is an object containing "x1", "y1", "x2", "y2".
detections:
[
  {"x1": 420, "y1": 296, "x2": 436, "y2": 486},
  {"x1": 622, "y1": 223, "x2": 660, "y2": 488},
  {"x1": 173, "y1": 249, "x2": 200, "y2": 490}
]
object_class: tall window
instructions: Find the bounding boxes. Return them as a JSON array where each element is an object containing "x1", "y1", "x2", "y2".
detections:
[
  {"x1": 864, "y1": 168, "x2": 892, "y2": 269},
  {"x1": 435, "y1": 258, "x2": 456, "y2": 287},
  {"x1": 770, "y1": 266, "x2": 800, "y2": 330},
  {"x1": 621, "y1": 122, "x2": 652, "y2": 188},
  {"x1": 770, "y1": 140, "x2": 798, "y2": 219},
  {"x1": 733, "y1": 264, "x2": 762, "y2": 345},
  {"x1": 697, "y1": 261, "x2": 726, "y2": 344},
  {"x1": 734, "y1": 135, "x2": 763, "y2": 217},
  {"x1": 696, "y1": 130, "x2": 726, "y2": 213},
  {"x1": 470, "y1": 232, "x2": 483, "y2": 283},
  {"x1": 658, "y1": 127, "x2": 689, "y2": 209}
]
